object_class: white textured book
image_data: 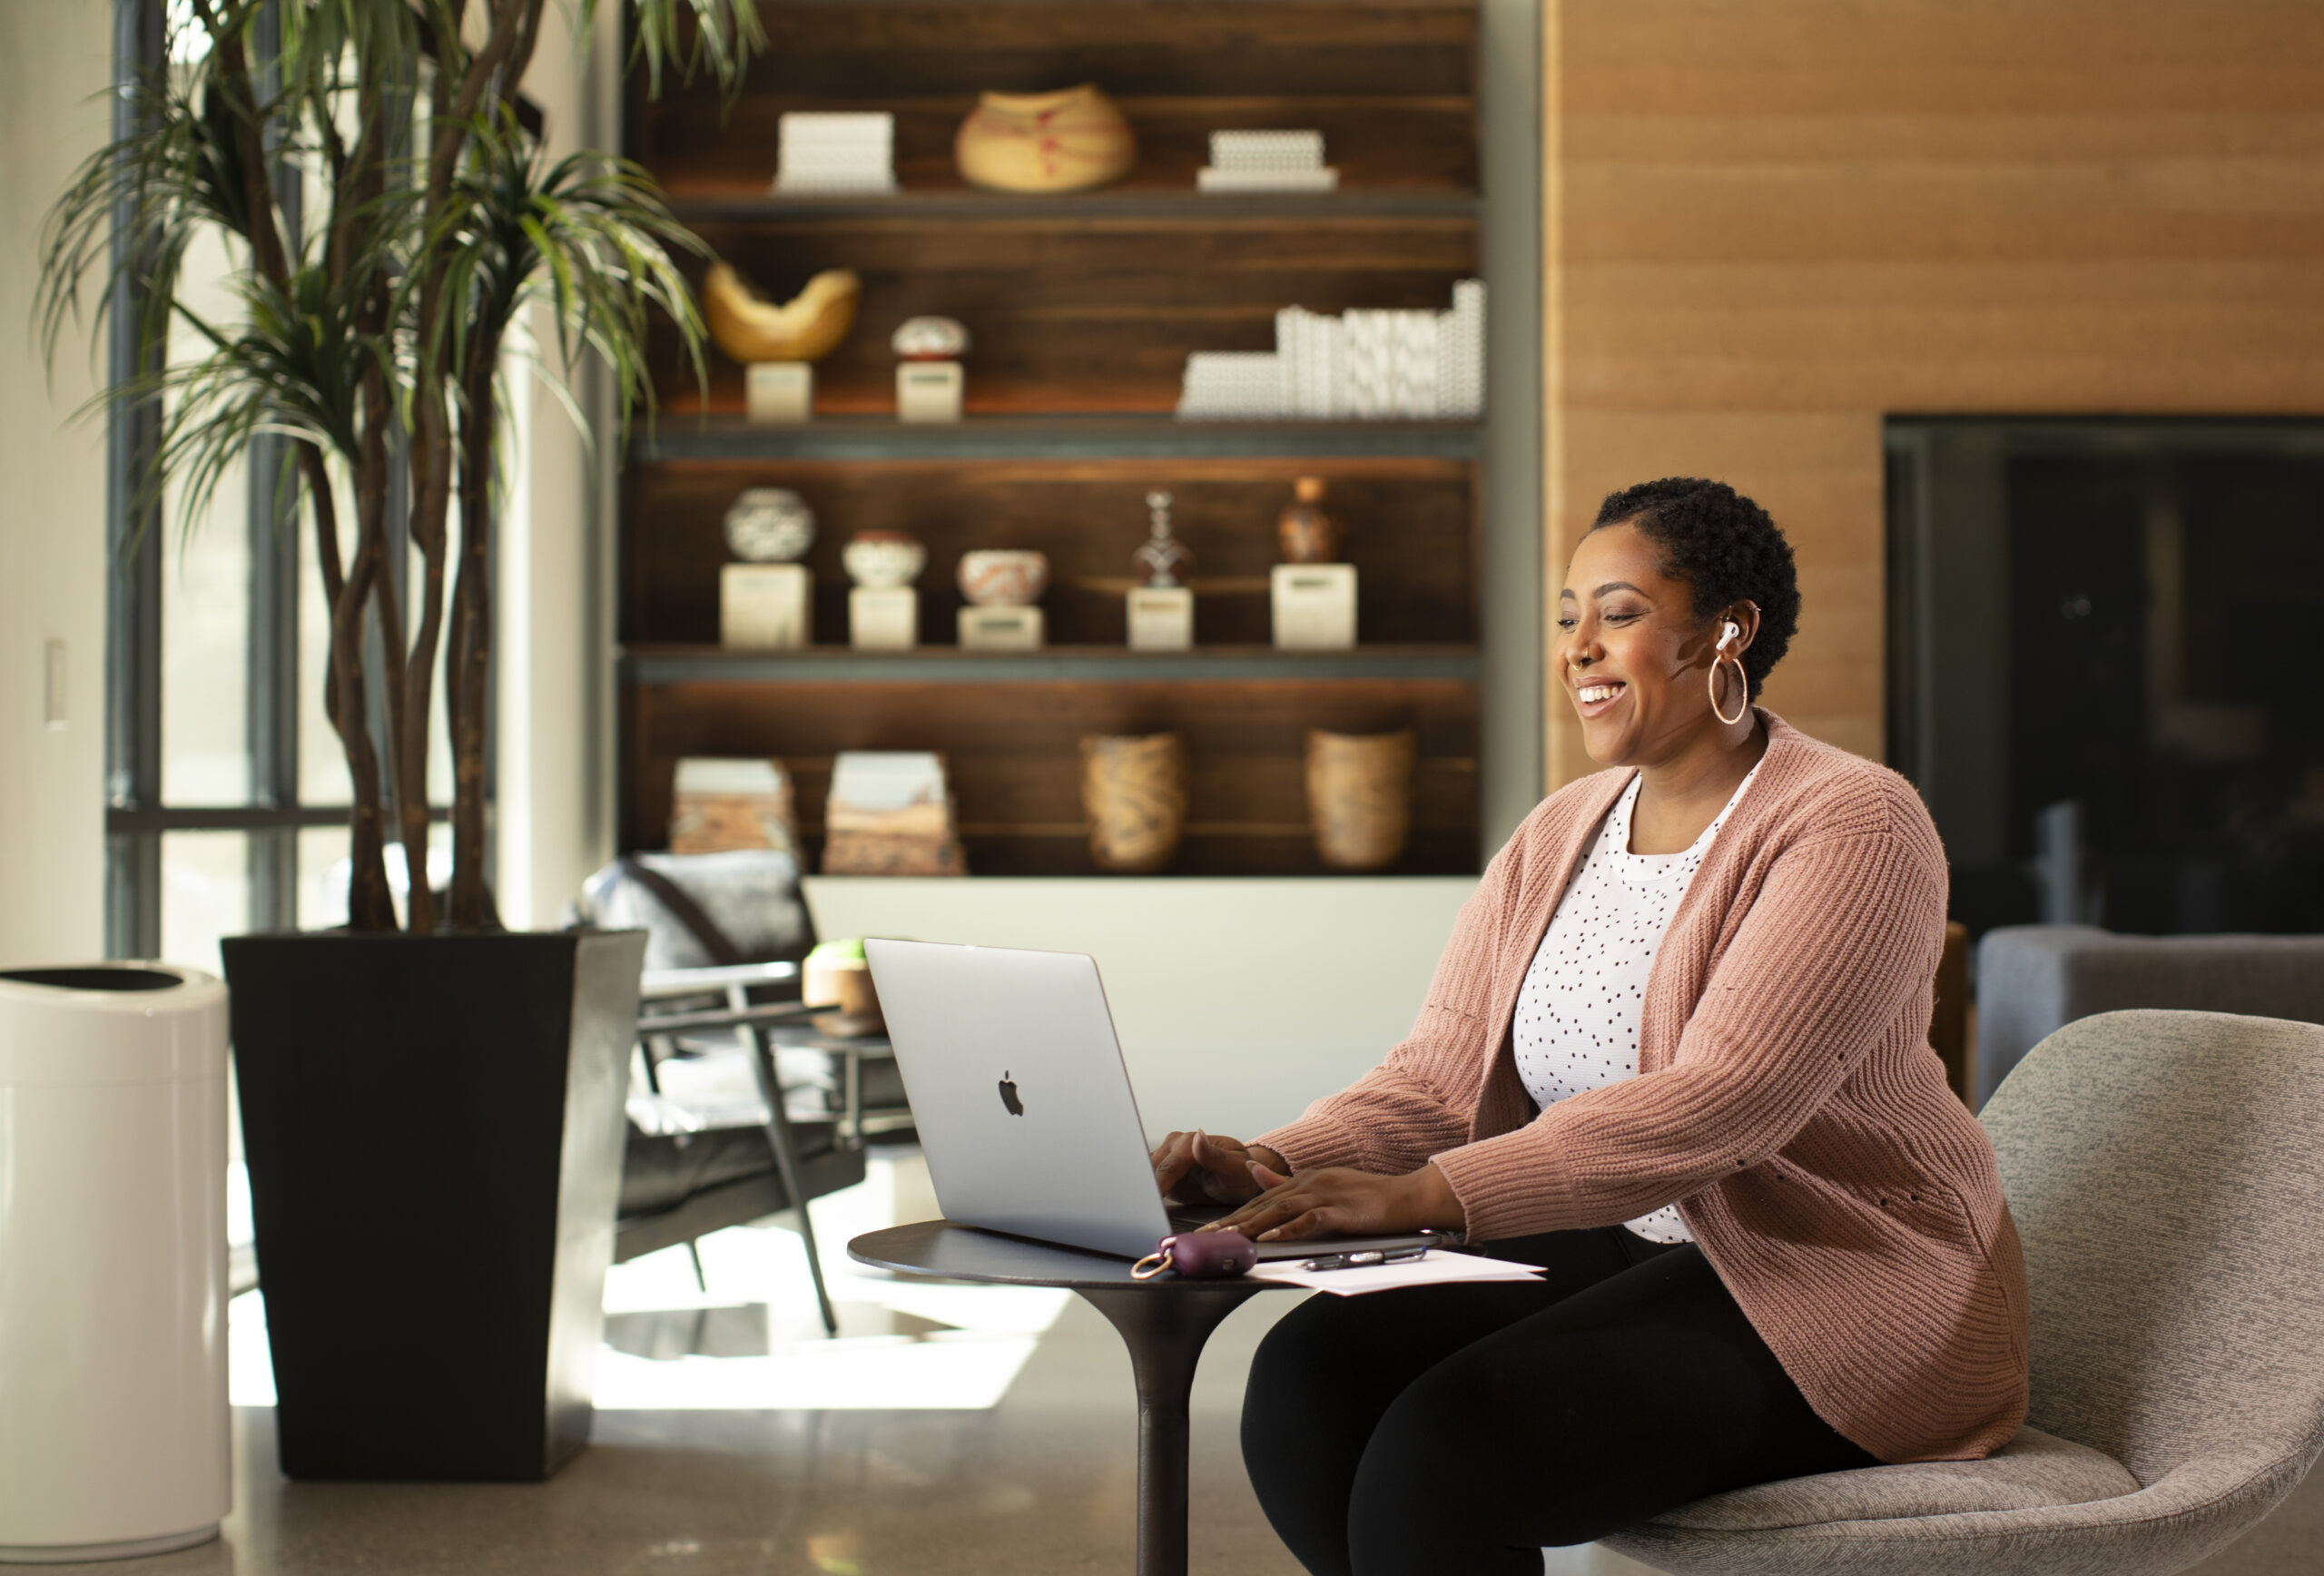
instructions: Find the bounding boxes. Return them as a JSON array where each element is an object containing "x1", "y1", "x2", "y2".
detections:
[
  {"x1": 1436, "y1": 278, "x2": 1486, "y2": 419},
  {"x1": 1176, "y1": 351, "x2": 1285, "y2": 419},
  {"x1": 1210, "y1": 130, "x2": 1326, "y2": 170},
  {"x1": 1197, "y1": 166, "x2": 1339, "y2": 192},
  {"x1": 1198, "y1": 128, "x2": 1337, "y2": 193},
  {"x1": 1178, "y1": 280, "x2": 1486, "y2": 422},
  {"x1": 774, "y1": 112, "x2": 897, "y2": 194}
]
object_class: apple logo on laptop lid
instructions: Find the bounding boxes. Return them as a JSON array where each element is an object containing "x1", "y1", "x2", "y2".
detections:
[{"x1": 998, "y1": 1070, "x2": 1024, "y2": 1117}]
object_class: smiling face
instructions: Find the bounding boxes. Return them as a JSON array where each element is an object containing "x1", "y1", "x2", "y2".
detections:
[{"x1": 1557, "y1": 520, "x2": 1750, "y2": 767}]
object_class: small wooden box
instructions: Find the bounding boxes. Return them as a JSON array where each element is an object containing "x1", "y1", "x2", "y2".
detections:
[
  {"x1": 959, "y1": 605, "x2": 1045, "y2": 651},
  {"x1": 720, "y1": 563, "x2": 811, "y2": 649},
  {"x1": 670, "y1": 756, "x2": 797, "y2": 854},
  {"x1": 896, "y1": 360, "x2": 964, "y2": 423},
  {"x1": 850, "y1": 586, "x2": 918, "y2": 650},
  {"x1": 1272, "y1": 564, "x2": 1358, "y2": 649},
  {"x1": 745, "y1": 361, "x2": 813, "y2": 424},
  {"x1": 1127, "y1": 586, "x2": 1194, "y2": 651}
]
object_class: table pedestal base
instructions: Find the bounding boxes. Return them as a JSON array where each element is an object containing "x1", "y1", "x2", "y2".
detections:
[{"x1": 1078, "y1": 1284, "x2": 1262, "y2": 1576}]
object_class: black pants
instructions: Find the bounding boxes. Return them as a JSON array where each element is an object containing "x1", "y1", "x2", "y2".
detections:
[{"x1": 1240, "y1": 1228, "x2": 1876, "y2": 1576}]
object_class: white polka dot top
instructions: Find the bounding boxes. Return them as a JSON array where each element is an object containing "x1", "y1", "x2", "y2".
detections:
[{"x1": 1511, "y1": 763, "x2": 1763, "y2": 1245}]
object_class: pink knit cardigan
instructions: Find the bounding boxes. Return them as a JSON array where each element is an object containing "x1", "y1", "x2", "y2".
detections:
[{"x1": 1257, "y1": 714, "x2": 2030, "y2": 1463}]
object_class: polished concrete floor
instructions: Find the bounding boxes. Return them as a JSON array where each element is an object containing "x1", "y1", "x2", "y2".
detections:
[{"x1": 47, "y1": 1153, "x2": 2324, "y2": 1576}]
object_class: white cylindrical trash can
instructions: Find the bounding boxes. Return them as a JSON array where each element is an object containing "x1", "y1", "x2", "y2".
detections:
[{"x1": 0, "y1": 964, "x2": 231, "y2": 1562}]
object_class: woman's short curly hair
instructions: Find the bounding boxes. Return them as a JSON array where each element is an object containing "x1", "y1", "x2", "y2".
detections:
[{"x1": 1590, "y1": 478, "x2": 1800, "y2": 699}]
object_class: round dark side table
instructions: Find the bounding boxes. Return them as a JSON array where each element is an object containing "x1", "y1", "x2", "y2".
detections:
[{"x1": 849, "y1": 1219, "x2": 1294, "y2": 1576}]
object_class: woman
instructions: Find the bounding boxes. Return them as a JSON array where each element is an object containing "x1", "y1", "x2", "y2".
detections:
[{"x1": 1151, "y1": 478, "x2": 2028, "y2": 1575}]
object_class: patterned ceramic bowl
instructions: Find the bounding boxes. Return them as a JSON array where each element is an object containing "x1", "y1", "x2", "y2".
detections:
[
  {"x1": 957, "y1": 549, "x2": 1049, "y2": 607},
  {"x1": 842, "y1": 530, "x2": 928, "y2": 589},
  {"x1": 891, "y1": 315, "x2": 970, "y2": 360},
  {"x1": 723, "y1": 488, "x2": 816, "y2": 563}
]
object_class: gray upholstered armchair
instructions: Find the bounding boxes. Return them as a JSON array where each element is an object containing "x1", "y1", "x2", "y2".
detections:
[
  {"x1": 1599, "y1": 1010, "x2": 2324, "y2": 1575},
  {"x1": 1974, "y1": 925, "x2": 2324, "y2": 1108}
]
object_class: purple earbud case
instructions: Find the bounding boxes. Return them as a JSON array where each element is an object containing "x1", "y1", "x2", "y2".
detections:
[{"x1": 1163, "y1": 1231, "x2": 1257, "y2": 1278}]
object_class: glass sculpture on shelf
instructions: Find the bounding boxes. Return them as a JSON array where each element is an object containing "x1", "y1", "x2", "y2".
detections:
[
  {"x1": 1135, "y1": 490, "x2": 1193, "y2": 586},
  {"x1": 1127, "y1": 491, "x2": 1196, "y2": 651}
]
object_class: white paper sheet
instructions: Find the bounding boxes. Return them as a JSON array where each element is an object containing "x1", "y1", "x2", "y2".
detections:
[{"x1": 1247, "y1": 1251, "x2": 1548, "y2": 1297}]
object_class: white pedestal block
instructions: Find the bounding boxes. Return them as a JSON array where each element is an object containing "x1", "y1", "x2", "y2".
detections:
[
  {"x1": 745, "y1": 361, "x2": 813, "y2": 424},
  {"x1": 896, "y1": 360, "x2": 964, "y2": 423},
  {"x1": 1271, "y1": 563, "x2": 1358, "y2": 649},
  {"x1": 1127, "y1": 586, "x2": 1194, "y2": 651},
  {"x1": 720, "y1": 563, "x2": 812, "y2": 649},
  {"x1": 849, "y1": 586, "x2": 918, "y2": 650},
  {"x1": 959, "y1": 605, "x2": 1045, "y2": 651}
]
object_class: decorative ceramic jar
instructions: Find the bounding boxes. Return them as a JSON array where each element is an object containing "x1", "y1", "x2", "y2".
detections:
[
  {"x1": 842, "y1": 530, "x2": 927, "y2": 589},
  {"x1": 891, "y1": 316, "x2": 970, "y2": 360},
  {"x1": 1080, "y1": 733, "x2": 1189, "y2": 873},
  {"x1": 957, "y1": 549, "x2": 1049, "y2": 608},
  {"x1": 723, "y1": 488, "x2": 816, "y2": 563},
  {"x1": 955, "y1": 85, "x2": 1137, "y2": 194},
  {"x1": 1305, "y1": 727, "x2": 1414, "y2": 871},
  {"x1": 1277, "y1": 476, "x2": 1342, "y2": 564}
]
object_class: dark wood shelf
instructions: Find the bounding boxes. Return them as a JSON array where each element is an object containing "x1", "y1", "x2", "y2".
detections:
[
  {"x1": 618, "y1": 0, "x2": 1489, "y2": 877},
  {"x1": 622, "y1": 644, "x2": 1482, "y2": 685},
  {"x1": 633, "y1": 416, "x2": 1484, "y2": 464},
  {"x1": 666, "y1": 190, "x2": 1480, "y2": 226}
]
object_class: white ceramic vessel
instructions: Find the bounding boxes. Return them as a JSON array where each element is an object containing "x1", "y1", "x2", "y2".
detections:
[
  {"x1": 957, "y1": 549, "x2": 1050, "y2": 607},
  {"x1": 724, "y1": 487, "x2": 817, "y2": 563},
  {"x1": 891, "y1": 316, "x2": 970, "y2": 360},
  {"x1": 842, "y1": 530, "x2": 928, "y2": 589}
]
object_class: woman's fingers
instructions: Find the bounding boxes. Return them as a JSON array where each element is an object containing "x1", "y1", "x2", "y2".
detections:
[
  {"x1": 1207, "y1": 1167, "x2": 1409, "y2": 1238},
  {"x1": 1256, "y1": 1207, "x2": 1330, "y2": 1243},
  {"x1": 1156, "y1": 1128, "x2": 1270, "y2": 1204},
  {"x1": 1151, "y1": 1130, "x2": 1196, "y2": 1196},
  {"x1": 1209, "y1": 1184, "x2": 1311, "y2": 1237},
  {"x1": 1188, "y1": 1129, "x2": 1265, "y2": 1204}
]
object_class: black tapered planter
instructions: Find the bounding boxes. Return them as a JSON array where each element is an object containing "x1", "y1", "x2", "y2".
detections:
[{"x1": 222, "y1": 929, "x2": 646, "y2": 1482}]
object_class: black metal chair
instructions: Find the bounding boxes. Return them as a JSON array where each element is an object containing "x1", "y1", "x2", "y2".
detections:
[{"x1": 616, "y1": 962, "x2": 875, "y2": 1335}]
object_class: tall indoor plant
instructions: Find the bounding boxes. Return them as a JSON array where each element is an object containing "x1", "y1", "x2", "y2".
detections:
[
  {"x1": 41, "y1": 0, "x2": 756, "y2": 930},
  {"x1": 36, "y1": 0, "x2": 763, "y2": 1482}
]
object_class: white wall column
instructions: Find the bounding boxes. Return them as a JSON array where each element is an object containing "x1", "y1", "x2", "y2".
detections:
[
  {"x1": 0, "y1": 5, "x2": 114, "y2": 964},
  {"x1": 497, "y1": 11, "x2": 624, "y2": 929}
]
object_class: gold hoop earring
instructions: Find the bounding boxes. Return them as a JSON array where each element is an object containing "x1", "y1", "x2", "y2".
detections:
[{"x1": 1709, "y1": 655, "x2": 1748, "y2": 725}]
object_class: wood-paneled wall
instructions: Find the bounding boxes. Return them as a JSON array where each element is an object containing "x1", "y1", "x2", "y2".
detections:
[{"x1": 1541, "y1": 0, "x2": 2324, "y2": 786}]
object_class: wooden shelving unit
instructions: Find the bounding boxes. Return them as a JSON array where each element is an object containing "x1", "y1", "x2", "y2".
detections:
[{"x1": 620, "y1": 0, "x2": 1486, "y2": 877}]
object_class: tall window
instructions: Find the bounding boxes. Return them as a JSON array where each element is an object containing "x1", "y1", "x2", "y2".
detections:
[{"x1": 105, "y1": 0, "x2": 477, "y2": 970}]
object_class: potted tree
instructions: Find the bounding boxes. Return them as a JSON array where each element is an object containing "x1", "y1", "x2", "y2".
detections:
[{"x1": 38, "y1": 1, "x2": 762, "y2": 1481}]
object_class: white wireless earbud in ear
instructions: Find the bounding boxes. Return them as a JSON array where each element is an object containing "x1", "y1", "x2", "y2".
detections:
[{"x1": 1709, "y1": 619, "x2": 1748, "y2": 724}]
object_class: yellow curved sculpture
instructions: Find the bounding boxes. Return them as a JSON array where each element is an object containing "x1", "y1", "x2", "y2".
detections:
[{"x1": 702, "y1": 262, "x2": 861, "y2": 364}]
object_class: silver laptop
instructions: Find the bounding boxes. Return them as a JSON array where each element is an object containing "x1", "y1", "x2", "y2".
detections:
[{"x1": 866, "y1": 937, "x2": 1442, "y2": 1261}]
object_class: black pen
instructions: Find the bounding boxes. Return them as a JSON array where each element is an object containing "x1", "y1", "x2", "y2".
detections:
[{"x1": 1295, "y1": 1246, "x2": 1432, "y2": 1273}]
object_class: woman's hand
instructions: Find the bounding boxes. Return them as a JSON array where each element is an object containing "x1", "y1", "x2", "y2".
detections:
[
  {"x1": 1203, "y1": 1161, "x2": 1466, "y2": 1243},
  {"x1": 1151, "y1": 1129, "x2": 1290, "y2": 1207}
]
